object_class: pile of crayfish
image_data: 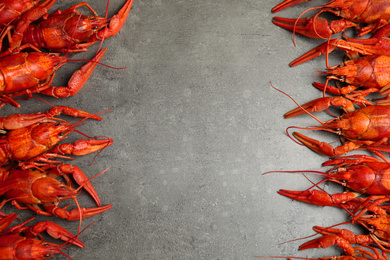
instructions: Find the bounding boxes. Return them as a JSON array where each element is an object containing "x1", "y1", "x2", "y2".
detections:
[
  {"x1": 261, "y1": 0, "x2": 390, "y2": 259},
  {"x1": 0, "y1": 0, "x2": 133, "y2": 259}
]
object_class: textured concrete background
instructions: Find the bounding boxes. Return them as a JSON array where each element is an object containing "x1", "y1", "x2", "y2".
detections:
[{"x1": 0, "y1": 0, "x2": 365, "y2": 259}]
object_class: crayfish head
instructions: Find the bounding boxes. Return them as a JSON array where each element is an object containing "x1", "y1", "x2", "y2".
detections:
[
  {"x1": 6, "y1": 122, "x2": 73, "y2": 162},
  {"x1": 327, "y1": 165, "x2": 376, "y2": 194},
  {"x1": 32, "y1": 177, "x2": 76, "y2": 203},
  {"x1": 31, "y1": 122, "x2": 73, "y2": 149},
  {"x1": 324, "y1": 111, "x2": 370, "y2": 140},
  {"x1": 357, "y1": 215, "x2": 390, "y2": 241},
  {"x1": 65, "y1": 15, "x2": 110, "y2": 41},
  {"x1": 16, "y1": 239, "x2": 62, "y2": 259},
  {"x1": 322, "y1": 118, "x2": 350, "y2": 134}
]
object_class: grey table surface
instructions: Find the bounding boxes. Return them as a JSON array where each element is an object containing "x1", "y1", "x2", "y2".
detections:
[{"x1": 0, "y1": 0, "x2": 365, "y2": 259}]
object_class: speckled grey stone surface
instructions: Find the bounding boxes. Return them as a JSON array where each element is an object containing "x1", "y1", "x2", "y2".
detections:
[{"x1": 0, "y1": 0, "x2": 365, "y2": 259}]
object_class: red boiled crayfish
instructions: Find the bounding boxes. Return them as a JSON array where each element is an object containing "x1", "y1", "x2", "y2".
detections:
[
  {"x1": 289, "y1": 25, "x2": 390, "y2": 67},
  {"x1": 297, "y1": 195, "x2": 390, "y2": 254},
  {"x1": 0, "y1": 107, "x2": 113, "y2": 167},
  {"x1": 0, "y1": 165, "x2": 112, "y2": 220},
  {"x1": 273, "y1": 155, "x2": 390, "y2": 209},
  {"x1": 272, "y1": 0, "x2": 390, "y2": 37},
  {"x1": 277, "y1": 191, "x2": 390, "y2": 254},
  {"x1": 3, "y1": 0, "x2": 133, "y2": 53},
  {"x1": 0, "y1": 46, "x2": 106, "y2": 108},
  {"x1": 272, "y1": 155, "x2": 390, "y2": 253},
  {"x1": 282, "y1": 95, "x2": 390, "y2": 160},
  {"x1": 0, "y1": 105, "x2": 102, "y2": 131},
  {"x1": 297, "y1": 225, "x2": 390, "y2": 255},
  {"x1": 255, "y1": 251, "x2": 388, "y2": 260},
  {"x1": 0, "y1": 212, "x2": 84, "y2": 259}
]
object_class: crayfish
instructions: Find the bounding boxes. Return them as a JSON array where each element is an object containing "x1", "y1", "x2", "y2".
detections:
[
  {"x1": 0, "y1": 212, "x2": 84, "y2": 259},
  {"x1": 0, "y1": 45, "x2": 106, "y2": 108},
  {"x1": 271, "y1": 155, "x2": 390, "y2": 210},
  {"x1": 1, "y1": 0, "x2": 133, "y2": 53},
  {"x1": 0, "y1": 106, "x2": 113, "y2": 167},
  {"x1": 289, "y1": 25, "x2": 390, "y2": 67},
  {"x1": 272, "y1": 0, "x2": 390, "y2": 37},
  {"x1": 280, "y1": 93, "x2": 390, "y2": 160},
  {"x1": 303, "y1": 54, "x2": 390, "y2": 101},
  {"x1": 256, "y1": 251, "x2": 388, "y2": 260},
  {"x1": 0, "y1": 165, "x2": 112, "y2": 220},
  {"x1": 266, "y1": 155, "x2": 390, "y2": 255}
]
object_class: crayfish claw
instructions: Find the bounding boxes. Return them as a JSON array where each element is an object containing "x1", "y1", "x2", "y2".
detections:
[
  {"x1": 55, "y1": 164, "x2": 103, "y2": 206},
  {"x1": 0, "y1": 213, "x2": 18, "y2": 233},
  {"x1": 40, "y1": 49, "x2": 107, "y2": 98},
  {"x1": 290, "y1": 40, "x2": 338, "y2": 67},
  {"x1": 284, "y1": 96, "x2": 355, "y2": 118},
  {"x1": 278, "y1": 189, "x2": 359, "y2": 208},
  {"x1": 50, "y1": 204, "x2": 113, "y2": 221},
  {"x1": 47, "y1": 106, "x2": 102, "y2": 121},
  {"x1": 293, "y1": 132, "x2": 358, "y2": 157},
  {"x1": 29, "y1": 221, "x2": 85, "y2": 248},
  {"x1": 278, "y1": 189, "x2": 334, "y2": 206},
  {"x1": 53, "y1": 138, "x2": 114, "y2": 156}
]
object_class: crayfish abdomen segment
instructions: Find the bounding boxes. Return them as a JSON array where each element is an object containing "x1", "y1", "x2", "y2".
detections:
[{"x1": 373, "y1": 55, "x2": 390, "y2": 87}]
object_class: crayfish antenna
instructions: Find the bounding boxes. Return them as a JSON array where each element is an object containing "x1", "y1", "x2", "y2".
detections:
[
  {"x1": 58, "y1": 220, "x2": 97, "y2": 260},
  {"x1": 292, "y1": 6, "x2": 322, "y2": 47},
  {"x1": 255, "y1": 256, "x2": 316, "y2": 260},
  {"x1": 270, "y1": 82, "x2": 326, "y2": 125},
  {"x1": 74, "y1": 168, "x2": 109, "y2": 194},
  {"x1": 69, "y1": 108, "x2": 113, "y2": 130},
  {"x1": 263, "y1": 169, "x2": 326, "y2": 176},
  {"x1": 59, "y1": 251, "x2": 73, "y2": 260},
  {"x1": 73, "y1": 197, "x2": 83, "y2": 236},
  {"x1": 95, "y1": 0, "x2": 110, "y2": 54},
  {"x1": 67, "y1": 57, "x2": 128, "y2": 70}
]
